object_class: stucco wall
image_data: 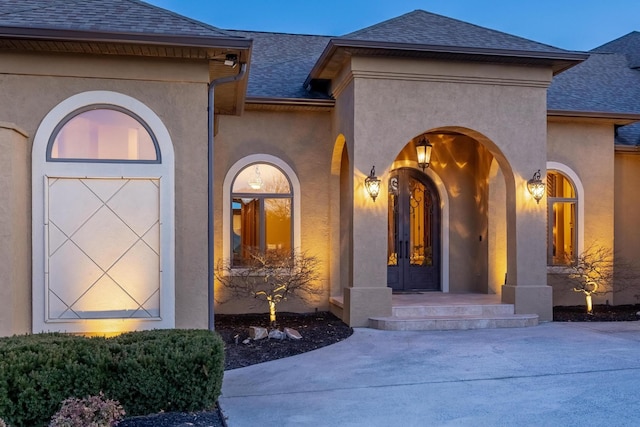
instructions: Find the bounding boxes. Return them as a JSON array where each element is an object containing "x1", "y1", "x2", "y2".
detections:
[
  {"x1": 614, "y1": 152, "x2": 640, "y2": 304},
  {"x1": 0, "y1": 51, "x2": 211, "y2": 332},
  {"x1": 214, "y1": 109, "x2": 333, "y2": 314},
  {"x1": 547, "y1": 120, "x2": 615, "y2": 306},
  {"x1": 0, "y1": 123, "x2": 31, "y2": 336},
  {"x1": 339, "y1": 56, "x2": 552, "y2": 320}
]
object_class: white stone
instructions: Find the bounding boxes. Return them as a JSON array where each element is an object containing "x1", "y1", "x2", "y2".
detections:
[
  {"x1": 249, "y1": 326, "x2": 268, "y2": 340},
  {"x1": 284, "y1": 327, "x2": 302, "y2": 340},
  {"x1": 268, "y1": 329, "x2": 286, "y2": 340}
]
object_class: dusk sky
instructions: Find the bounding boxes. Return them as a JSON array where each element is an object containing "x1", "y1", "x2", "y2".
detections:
[{"x1": 146, "y1": 0, "x2": 639, "y2": 51}]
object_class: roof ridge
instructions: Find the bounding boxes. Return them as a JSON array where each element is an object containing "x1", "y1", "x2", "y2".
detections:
[
  {"x1": 0, "y1": 0, "x2": 84, "y2": 17},
  {"x1": 341, "y1": 9, "x2": 421, "y2": 38},
  {"x1": 591, "y1": 31, "x2": 640, "y2": 52},
  {"x1": 343, "y1": 9, "x2": 573, "y2": 53},
  {"x1": 226, "y1": 29, "x2": 334, "y2": 38},
  {"x1": 134, "y1": 0, "x2": 243, "y2": 38}
]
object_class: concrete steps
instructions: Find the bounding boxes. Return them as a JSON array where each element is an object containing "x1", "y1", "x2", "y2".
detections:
[{"x1": 369, "y1": 302, "x2": 538, "y2": 331}]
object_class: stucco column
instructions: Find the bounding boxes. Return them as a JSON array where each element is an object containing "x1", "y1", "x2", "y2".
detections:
[
  {"x1": 501, "y1": 167, "x2": 552, "y2": 321},
  {"x1": 0, "y1": 123, "x2": 31, "y2": 336},
  {"x1": 342, "y1": 149, "x2": 392, "y2": 327}
]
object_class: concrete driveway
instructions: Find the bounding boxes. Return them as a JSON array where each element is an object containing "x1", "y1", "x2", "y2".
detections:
[{"x1": 220, "y1": 322, "x2": 640, "y2": 426}]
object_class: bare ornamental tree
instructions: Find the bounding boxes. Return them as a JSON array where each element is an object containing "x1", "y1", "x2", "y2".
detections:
[{"x1": 215, "y1": 249, "x2": 322, "y2": 326}]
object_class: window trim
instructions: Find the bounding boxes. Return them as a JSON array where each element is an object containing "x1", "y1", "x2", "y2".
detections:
[
  {"x1": 546, "y1": 162, "x2": 584, "y2": 268},
  {"x1": 223, "y1": 155, "x2": 301, "y2": 265}
]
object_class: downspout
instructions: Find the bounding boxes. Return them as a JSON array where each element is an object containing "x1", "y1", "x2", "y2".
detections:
[{"x1": 208, "y1": 63, "x2": 248, "y2": 331}]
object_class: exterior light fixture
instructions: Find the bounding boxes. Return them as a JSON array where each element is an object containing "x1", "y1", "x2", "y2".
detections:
[
  {"x1": 416, "y1": 137, "x2": 433, "y2": 171},
  {"x1": 527, "y1": 169, "x2": 545, "y2": 204},
  {"x1": 224, "y1": 54, "x2": 238, "y2": 68},
  {"x1": 364, "y1": 166, "x2": 381, "y2": 202}
]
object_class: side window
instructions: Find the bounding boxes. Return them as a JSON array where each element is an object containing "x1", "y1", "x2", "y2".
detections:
[
  {"x1": 231, "y1": 163, "x2": 293, "y2": 266},
  {"x1": 547, "y1": 170, "x2": 577, "y2": 265},
  {"x1": 48, "y1": 106, "x2": 159, "y2": 162}
]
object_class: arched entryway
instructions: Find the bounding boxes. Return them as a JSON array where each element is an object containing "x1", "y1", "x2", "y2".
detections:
[{"x1": 387, "y1": 168, "x2": 441, "y2": 291}]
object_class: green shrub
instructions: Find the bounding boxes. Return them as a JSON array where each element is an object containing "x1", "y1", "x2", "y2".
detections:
[
  {"x1": 49, "y1": 392, "x2": 125, "y2": 427},
  {"x1": 0, "y1": 330, "x2": 224, "y2": 427}
]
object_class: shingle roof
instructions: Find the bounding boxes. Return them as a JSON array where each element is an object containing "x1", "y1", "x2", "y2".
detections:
[
  {"x1": 0, "y1": 0, "x2": 240, "y2": 39},
  {"x1": 592, "y1": 31, "x2": 640, "y2": 68},
  {"x1": 227, "y1": 30, "x2": 331, "y2": 99},
  {"x1": 341, "y1": 10, "x2": 569, "y2": 54},
  {"x1": 548, "y1": 32, "x2": 640, "y2": 145}
]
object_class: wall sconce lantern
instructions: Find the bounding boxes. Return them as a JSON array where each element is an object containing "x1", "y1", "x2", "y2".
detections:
[
  {"x1": 364, "y1": 166, "x2": 381, "y2": 202},
  {"x1": 416, "y1": 137, "x2": 433, "y2": 171},
  {"x1": 527, "y1": 169, "x2": 545, "y2": 204}
]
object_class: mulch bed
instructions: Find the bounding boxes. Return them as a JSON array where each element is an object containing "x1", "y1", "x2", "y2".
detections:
[
  {"x1": 554, "y1": 304, "x2": 640, "y2": 322},
  {"x1": 216, "y1": 311, "x2": 354, "y2": 370}
]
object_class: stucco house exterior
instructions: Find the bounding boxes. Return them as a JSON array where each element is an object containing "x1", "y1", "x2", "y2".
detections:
[{"x1": 1, "y1": 0, "x2": 639, "y2": 336}]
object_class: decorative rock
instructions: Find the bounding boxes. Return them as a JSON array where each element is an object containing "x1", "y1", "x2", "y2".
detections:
[
  {"x1": 284, "y1": 327, "x2": 303, "y2": 340},
  {"x1": 242, "y1": 339, "x2": 251, "y2": 344},
  {"x1": 249, "y1": 326, "x2": 268, "y2": 340},
  {"x1": 268, "y1": 329, "x2": 286, "y2": 340}
]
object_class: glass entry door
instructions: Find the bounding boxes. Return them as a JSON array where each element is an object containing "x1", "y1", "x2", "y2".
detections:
[{"x1": 387, "y1": 168, "x2": 441, "y2": 291}]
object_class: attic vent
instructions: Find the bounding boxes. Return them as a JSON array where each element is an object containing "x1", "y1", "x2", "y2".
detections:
[{"x1": 307, "y1": 79, "x2": 331, "y2": 95}]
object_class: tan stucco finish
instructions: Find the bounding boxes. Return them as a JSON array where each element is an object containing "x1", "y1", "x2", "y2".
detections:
[
  {"x1": 332, "y1": 56, "x2": 554, "y2": 322},
  {"x1": 614, "y1": 152, "x2": 640, "y2": 304},
  {"x1": 547, "y1": 120, "x2": 615, "y2": 307},
  {"x1": 213, "y1": 110, "x2": 333, "y2": 314},
  {"x1": 0, "y1": 51, "x2": 211, "y2": 334},
  {"x1": 0, "y1": 124, "x2": 31, "y2": 336}
]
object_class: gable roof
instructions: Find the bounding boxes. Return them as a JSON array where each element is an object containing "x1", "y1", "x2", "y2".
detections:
[
  {"x1": 548, "y1": 32, "x2": 640, "y2": 145},
  {"x1": 0, "y1": 0, "x2": 250, "y2": 49}
]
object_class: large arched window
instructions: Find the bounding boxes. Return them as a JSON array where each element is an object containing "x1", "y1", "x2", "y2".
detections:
[
  {"x1": 547, "y1": 169, "x2": 579, "y2": 265},
  {"x1": 223, "y1": 155, "x2": 301, "y2": 267},
  {"x1": 32, "y1": 91, "x2": 175, "y2": 334}
]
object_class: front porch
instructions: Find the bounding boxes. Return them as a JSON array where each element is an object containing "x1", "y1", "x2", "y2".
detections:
[{"x1": 331, "y1": 293, "x2": 539, "y2": 330}]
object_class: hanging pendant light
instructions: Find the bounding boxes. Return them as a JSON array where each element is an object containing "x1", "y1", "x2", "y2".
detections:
[{"x1": 416, "y1": 137, "x2": 433, "y2": 171}]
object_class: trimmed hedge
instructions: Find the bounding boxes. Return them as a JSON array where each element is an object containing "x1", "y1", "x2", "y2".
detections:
[{"x1": 0, "y1": 329, "x2": 224, "y2": 427}]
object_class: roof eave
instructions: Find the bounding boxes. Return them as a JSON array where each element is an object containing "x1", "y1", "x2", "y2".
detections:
[
  {"x1": 305, "y1": 39, "x2": 588, "y2": 87},
  {"x1": 246, "y1": 96, "x2": 335, "y2": 107},
  {"x1": 615, "y1": 144, "x2": 640, "y2": 153},
  {"x1": 548, "y1": 109, "x2": 640, "y2": 125},
  {"x1": 0, "y1": 26, "x2": 253, "y2": 50}
]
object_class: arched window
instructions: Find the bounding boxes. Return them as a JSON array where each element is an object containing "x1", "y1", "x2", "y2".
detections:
[
  {"x1": 547, "y1": 170, "x2": 578, "y2": 265},
  {"x1": 32, "y1": 91, "x2": 175, "y2": 334},
  {"x1": 231, "y1": 163, "x2": 293, "y2": 266},
  {"x1": 48, "y1": 107, "x2": 159, "y2": 162},
  {"x1": 223, "y1": 154, "x2": 301, "y2": 268}
]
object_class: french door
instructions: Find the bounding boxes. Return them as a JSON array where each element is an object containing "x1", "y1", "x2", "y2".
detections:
[{"x1": 387, "y1": 168, "x2": 441, "y2": 291}]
